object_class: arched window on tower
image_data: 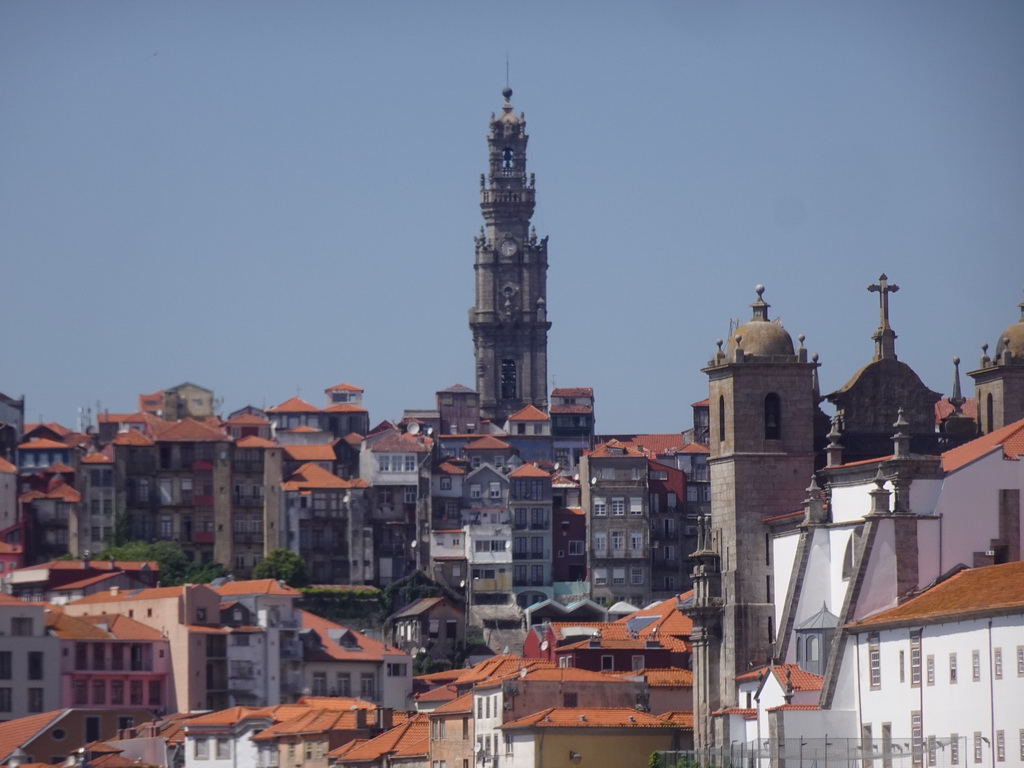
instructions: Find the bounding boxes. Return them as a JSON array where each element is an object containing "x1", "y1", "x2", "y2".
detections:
[
  {"x1": 764, "y1": 393, "x2": 781, "y2": 440},
  {"x1": 986, "y1": 393, "x2": 994, "y2": 434},
  {"x1": 718, "y1": 396, "x2": 725, "y2": 443},
  {"x1": 501, "y1": 359, "x2": 517, "y2": 400},
  {"x1": 502, "y1": 147, "x2": 515, "y2": 174}
]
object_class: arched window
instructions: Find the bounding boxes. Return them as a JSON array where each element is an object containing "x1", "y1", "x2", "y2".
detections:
[
  {"x1": 764, "y1": 393, "x2": 781, "y2": 440},
  {"x1": 842, "y1": 536, "x2": 855, "y2": 580},
  {"x1": 501, "y1": 359, "x2": 517, "y2": 399},
  {"x1": 718, "y1": 395, "x2": 725, "y2": 442},
  {"x1": 986, "y1": 393, "x2": 994, "y2": 434},
  {"x1": 807, "y1": 635, "x2": 820, "y2": 663}
]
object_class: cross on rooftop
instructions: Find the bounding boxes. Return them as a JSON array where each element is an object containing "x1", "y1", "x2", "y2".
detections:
[{"x1": 868, "y1": 273, "x2": 900, "y2": 330}]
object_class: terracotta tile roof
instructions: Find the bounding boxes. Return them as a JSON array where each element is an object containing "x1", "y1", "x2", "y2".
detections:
[
  {"x1": 267, "y1": 396, "x2": 320, "y2": 413},
  {"x1": 50, "y1": 572, "x2": 125, "y2": 592},
  {"x1": 17, "y1": 438, "x2": 68, "y2": 450},
  {"x1": 13, "y1": 559, "x2": 157, "y2": 574},
  {"x1": 326, "y1": 382, "x2": 364, "y2": 392},
  {"x1": 69, "y1": 585, "x2": 184, "y2": 605},
  {"x1": 0, "y1": 541, "x2": 22, "y2": 554},
  {"x1": 0, "y1": 710, "x2": 66, "y2": 762},
  {"x1": 0, "y1": 457, "x2": 15, "y2": 474},
  {"x1": 294, "y1": 696, "x2": 376, "y2": 711},
  {"x1": 343, "y1": 432, "x2": 364, "y2": 447},
  {"x1": 935, "y1": 397, "x2": 977, "y2": 424},
  {"x1": 508, "y1": 404, "x2": 549, "y2": 421},
  {"x1": 464, "y1": 435, "x2": 511, "y2": 451},
  {"x1": 286, "y1": 425, "x2": 320, "y2": 433},
  {"x1": 284, "y1": 444, "x2": 337, "y2": 462},
  {"x1": 691, "y1": 399, "x2": 710, "y2": 407},
  {"x1": 299, "y1": 610, "x2": 404, "y2": 661},
  {"x1": 508, "y1": 463, "x2": 550, "y2": 478},
  {"x1": 24, "y1": 421, "x2": 72, "y2": 438},
  {"x1": 767, "y1": 704, "x2": 821, "y2": 711},
  {"x1": 367, "y1": 430, "x2": 432, "y2": 453},
  {"x1": 560, "y1": 635, "x2": 690, "y2": 653},
  {"x1": 112, "y1": 429, "x2": 154, "y2": 446},
  {"x1": 24, "y1": 483, "x2": 81, "y2": 502},
  {"x1": 214, "y1": 579, "x2": 302, "y2": 597},
  {"x1": 713, "y1": 707, "x2": 757, "y2": 719},
  {"x1": 659, "y1": 710, "x2": 695, "y2": 728},
  {"x1": 941, "y1": 417, "x2": 1024, "y2": 473},
  {"x1": 619, "y1": 667, "x2": 694, "y2": 687},
  {"x1": 43, "y1": 461, "x2": 75, "y2": 473},
  {"x1": 325, "y1": 403, "x2": 368, "y2": 413},
  {"x1": 851, "y1": 560, "x2": 1024, "y2": 628},
  {"x1": 551, "y1": 388, "x2": 593, "y2": 398},
  {"x1": 478, "y1": 667, "x2": 624, "y2": 689},
  {"x1": 236, "y1": 435, "x2": 277, "y2": 448},
  {"x1": 154, "y1": 418, "x2": 228, "y2": 442},
  {"x1": 734, "y1": 664, "x2": 823, "y2": 692},
  {"x1": 428, "y1": 692, "x2": 473, "y2": 714},
  {"x1": 587, "y1": 439, "x2": 647, "y2": 458},
  {"x1": 549, "y1": 404, "x2": 593, "y2": 414},
  {"x1": 437, "y1": 461, "x2": 466, "y2": 475},
  {"x1": 52, "y1": 612, "x2": 164, "y2": 641},
  {"x1": 184, "y1": 706, "x2": 272, "y2": 728},
  {"x1": 96, "y1": 412, "x2": 144, "y2": 424},
  {"x1": 282, "y1": 462, "x2": 366, "y2": 491},
  {"x1": 450, "y1": 655, "x2": 555, "y2": 687},
  {"x1": 80, "y1": 452, "x2": 113, "y2": 464},
  {"x1": 678, "y1": 442, "x2": 710, "y2": 454},
  {"x1": 413, "y1": 685, "x2": 459, "y2": 703},
  {"x1": 614, "y1": 591, "x2": 695, "y2": 639},
  {"x1": 763, "y1": 509, "x2": 804, "y2": 524},
  {"x1": 502, "y1": 707, "x2": 674, "y2": 729},
  {"x1": 252, "y1": 708, "x2": 363, "y2": 740},
  {"x1": 414, "y1": 669, "x2": 463, "y2": 686},
  {"x1": 597, "y1": 434, "x2": 688, "y2": 456},
  {"x1": 329, "y1": 714, "x2": 428, "y2": 761},
  {"x1": 225, "y1": 413, "x2": 270, "y2": 425}
]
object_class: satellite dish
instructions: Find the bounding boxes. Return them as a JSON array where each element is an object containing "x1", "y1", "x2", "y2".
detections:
[
  {"x1": 540, "y1": 640, "x2": 549, "y2": 651},
  {"x1": 407, "y1": 422, "x2": 421, "y2": 435},
  {"x1": 426, "y1": 427, "x2": 434, "y2": 436},
  {"x1": 460, "y1": 580, "x2": 467, "y2": 588},
  {"x1": 520, "y1": 666, "x2": 528, "y2": 678},
  {"x1": 410, "y1": 540, "x2": 417, "y2": 548},
  {"x1": 554, "y1": 463, "x2": 561, "y2": 471},
  {"x1": 590, "y1": 477, "x2": 597, "y2": 486}
]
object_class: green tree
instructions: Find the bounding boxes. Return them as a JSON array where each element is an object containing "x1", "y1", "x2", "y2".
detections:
[
  {"x1": 252, "y1": 548, "x2": 309, "y2": 587},
  {"x1": 98, "y1": 540, "x2": 225, "y2": 587}
]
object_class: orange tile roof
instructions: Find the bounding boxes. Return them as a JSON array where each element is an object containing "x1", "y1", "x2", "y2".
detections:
[
  {"x1": 941, "y1": 417, "x2": 1024, "y2": 473},
  {"x1": 413, "y1": 685, "x2": 459, "y2": 703},
  {"x1": 294, "y1": 696, "x2": 376, "y2": 711},
  {"x1": 851, "y1": 560, "x2": 1024, "y2": 628},
  {"x1": 767, "y1": 704, "x2": 821, "y2": 711},
  {"x1": 691, "y1": 399, "x2": 710, "y2": 407},
  {"x1": 0, "y1": 457, "x2": 15, "y2": 474},
  {"x1": 50, "y1": 612, "x2": 164, "y2": 641},
  {"x1": 437, "y1": 461, "x2": 466, "y2": 475},
  {"x1": 508, "y1": 463, "x2": 550, "y2": 478},
  {"x1": 549, "y1": 404, "x2": 593, "y2": 414},
  {"x1": 0, "y1": 710, "x2": 66, "y2": 763},
  {"x1": 50, "y1": 572, "x2": 125, "y2": 592},
  {"x1": 81, "y1": 452, "x2": 113, "y2": 464},
  {"x1": 69, "y1": 585, "x2": 184, "y2": 605},
  {"x1": 282, "y1": 462, "x2": 366, "y2": 491},
  {"x1": 465, "y1": 435, "x2": 512, "y2": 451},
  {"x1": 501, "y1": 707, "x2": 675, "y2": 729},
  {"x1": 286, "y1": 425, "x2": 321, "y2": 433},
  {"x1": 326, "y1": 382, "x2": 364, "y2": 392},
  {"x1": 614, "y1": 591, "x2": 694, "y2": 638},
  {"x1": 24, "y1": 421, "x2": 72, "y2": 437},
  {"x1": 214, "y1": 579, "x2": 302, "y2": 597},
  {"x1": 112, "y1": 429, "x2": 154, "y2": 446},
  {"x1": 618, "y1": 667, "x2": 694, "y2": 687},
  {"x1": 267, "y1": 396, "x2": 320, "y2": 413},
  {"x1": 734, "y1": 664, "x2": 823, "y2": 692},
  {"x1": 508, "y1": 404, "x2": 549, "y2": 421},
  {"x1": 450, "y1": 655, "x2": 555, "y2": 687},
  {"x1": 236, "y1": 435, "x2": 277, "y2": 448},
  {"x1": 43, "y1": 462, "x2": 75, "y2": 473},
  {"x1": 329, "y1": 714, "x2": 428, "y2": 761},
  {"x1": 427, "y1": 692, "x2": 473, "y2": 714},
  {"x1": 477, "y1": 667, "x2": 625, "y2": 690},
  {"x1": 587, "y1": 439, "x2": 647, "y2": 458},
  {"x1": 154, "y1": 418, "x2": 228, "y2": 442},
  {"x1": 252, "y1": 708, "x2": 363, "y2": 740},
  {"x1": 677, "y1": 442, "x2": 710, "y2": 454},
  {"x1": 325, "y1": 403, "x2": 368, "y2": 413},
  {"x1": 605, "y1": 434, "x2": 688, "y2": 455},
  {"x1": 658, "y1": 710, "x2": 694, "y2": 728},
  {"x1": 551, "y1": 388, "x2": 593, "y2": 398},
  {"x1": 935, "y1": 397, "x2": 977, "y2": 424},
  {"x1": 13, "y1": 559, "x2": 157, "y2": 574},
  {"x1": 367, "y1": 430, "x2": 432, "y2": 453},
  {"x1": 17, "y1": 438, "x2": 68, "y2": 450},
  {"x1": 284, "y1": 444, "x2": 337, "y2": 462},
  {"x1": 184, "y1": 706, "x2": 272, "y2": 728},
  {"x1": 300, "y1": 610, "x2": 404, "y2": 661}
]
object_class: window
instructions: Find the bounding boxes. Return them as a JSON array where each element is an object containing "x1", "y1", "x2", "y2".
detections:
[
  {"x1": 470, "y1": 484, "x2": 481, "y2": 499},
  {"x1": 11, "y1": 617, "x2": 32, "y2": 636},
  {"x1": 974, "y1": 733, "x2": 983, "y2": 764},
  {"x1": 869, "y1": 633, "x2": 881, "y2": 689},
  {"x1": 312, "y1": 672, "x2": 327, "y2": 696},
  {"x1": 612, "y1": 568, "x2": 625, "y2": 586},
  {"x1": 336, "y1": 673, "x2": 351, "y2": 697},
  {"x1": 130, "y1": 680, "x2": 143, "y2": 705},
  {"x1": 1018, "y1": 646, "x2": 1024, "y2": 676},
  {"x1": 911, "y1": 711, "x2": 923, "y2": 767},
  {"x1": 718, "y1": 395, "x2": 725, "y2": 442},
  {"x1": 73, "y1": 680, "x2": 88, "y2": 705},
  {"x1": 996, "y1": 731, "x2": 1005, "y2": 762},
  {"x1": 593, "y1": 498, "x2": 606, "y2": 516},
  {"x1": 950, "y1": 653, "x2": 958, "y2": 684},
  {"x1": 216, "y1": 739, "x2": 231, "y2": 759},
  {"x1": 387, "y1": 663, "x2": 408, "y2": 677},
  {"x1": 629, "y1": 531, "x2": 643, "y2": 552},
  {"x1": 489, "y1": 482, "x2": 501, "y2": 499},
  {"x1": 926, "y1": 655, "x2": 935, "y2": 686},
  {"x1": 594, "y1": 532, "x2": 607, "y2": 553},
  {"x1": 501, "y1": 359, "x2": 517, "y2": 399},
  {"x1": 764, "y1": 393, "x2": 781, "y2": 440},
  {"x1": 630, "y1": 567, "x2": 644, "y2": 585},
  {"x1": 440, "y1": 477, "x2": 452, "y2": 491},
  {"x1": 601, "y1": 655, "x2": 614, "y2": 671},
  {"x1": 0, "y1": 688, "x2": 9, "y2": 712},
  {"x1": 632, "y1": 655, "x2": 645, "y2": 671},
  {"x1": 951, "y1": 733, "x2": 960, "y2": 765},
  {"x1": 28, "y1": 651, "x2": 43, "y2": 680},
  {"x1": 910, "y1": 631, "x2": 921, "y2": 687},
  {"x1": 629, "y1": 497, "x2": 643, "y2": 514},
  {"x1": 360, "y1": 672, "x2": 375, "y2": 699},
  {"x1": 994, "y1": 647, "x2": 1003, "y2": 678},
  {"x1": 563, "y1": 692, "x2": 578, "y2": 707},
  {"x1": 405, "y1": 486, "x2": 417, "y2": 504},
  {"x1": 92, "y1": 680, "x2": 105, "y2": 705},
  {"x1": 111, "y1": 680, "x2": 124, "y2": 705},
  {"x1": 611, "y1": 531, "x2": 625, "y2": 552},
  {"x1": 28, "y1": 688, "x2": 43, "y2": 712},
  {"x1": 612, "y1": 498, "x2": 625, "y2": 516},
  {"x1": 194, "y1": 738, "x2": 209, "y2": 760},
  {"x1": 568, "y1": 540, "x2": 584, "y2": 556},
  {"x1": 972, "y1": 650, "x2": 981, "y2": 682},
  {"x1": 594, "y1": 568, "x2": 607, "y2": 586},
  {"x1": 0, "y1": 652, "x2": 10, "y2": 680}
]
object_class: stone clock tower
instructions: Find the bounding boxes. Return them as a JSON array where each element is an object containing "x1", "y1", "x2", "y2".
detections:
[{"x1": 470, "y1": 88, "x2": 551, "y2": 425}]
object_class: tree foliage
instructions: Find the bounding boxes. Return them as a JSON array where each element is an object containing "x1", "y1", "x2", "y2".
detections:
[
  {"x1": 97, "y1": 540, "x2": 225, "y2": 587},
  {"x1": 252, "y1": 548, "x2": 309, "y2": 587}
]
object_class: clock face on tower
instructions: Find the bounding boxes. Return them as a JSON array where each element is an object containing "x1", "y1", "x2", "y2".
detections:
[{"x1": 499, "y1": 238, "x2": 518, "y2": 259}]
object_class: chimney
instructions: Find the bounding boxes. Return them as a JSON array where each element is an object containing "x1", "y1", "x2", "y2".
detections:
[{"x1": 109, "y1": 586, "x2": 120, "y2": 596}]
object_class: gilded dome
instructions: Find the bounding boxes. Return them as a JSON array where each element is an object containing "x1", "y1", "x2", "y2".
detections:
[{"x1": 726, "y1": 285, "x2": 795, "y2": 357}]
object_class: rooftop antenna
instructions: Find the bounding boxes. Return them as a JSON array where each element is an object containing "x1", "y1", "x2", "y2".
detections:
[{"x1": 506, "y1": 52, "x2": 510, "y2": 88}]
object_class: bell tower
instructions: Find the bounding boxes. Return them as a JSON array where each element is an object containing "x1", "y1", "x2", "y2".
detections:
[{"x1": 470, "y1": 87, "x2": 551, "y2": 425}]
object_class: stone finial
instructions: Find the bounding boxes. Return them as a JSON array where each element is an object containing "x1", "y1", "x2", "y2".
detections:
[
  {"x1": 980, "y1": 342, "x2": 991, "y2": 368},
  {"x1": 783, "y1": 667, "x2": 794, "y2": 704},
  {"x1": 825, "y1": 415, "x2": 844, "y2": 467},
  {"x1": 949, "y1": 357, "x2": 965, "y2": 412},
  {"x1": 804, "y1": 474, "x2": 828, "y2": 524},
  {"x1": 750, "y1": 285, "x2": 770, "y2": 322},
  {"x1": 733, "y1": 335, "x2": 744, "y2": 363},
  {"x1": 812, "y1": 352, "x2": 821, "y2": 399},
  {"x1": 868, "y1": 466, "x2": 891, "y2": 516},
  {"x1": 892, "y1": 407, "x2": 911, "y2": 459}
]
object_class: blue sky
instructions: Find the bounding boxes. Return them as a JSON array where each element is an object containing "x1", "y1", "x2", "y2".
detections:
[{"x1": 2, "y1": 2, "x2": 1022, "y2": 434}]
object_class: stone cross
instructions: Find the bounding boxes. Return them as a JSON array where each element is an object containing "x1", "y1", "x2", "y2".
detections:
[{"x1": 868, "y1": 273, "x2": 900, "y2": 330}]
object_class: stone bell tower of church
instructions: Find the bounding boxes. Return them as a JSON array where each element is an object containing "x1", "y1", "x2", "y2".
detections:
[{"x1": 469, "y1": 88, "x2": 551, "y2": 425}]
